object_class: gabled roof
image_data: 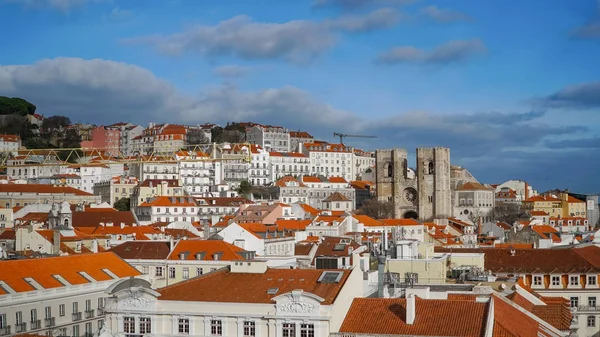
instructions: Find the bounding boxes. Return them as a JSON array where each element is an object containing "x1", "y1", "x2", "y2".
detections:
[
  {"x1": 353, "y1": 215, "x2": 384, "y2": 227},
  {"x1": 323, "y1": 192, "x2": 350, "y2": 202},
  {"x1": 158, "y1": 267, "x2": 351, "y2": 304},
  {"x1": 0, "y1": 252, "x2": 140, "y2": 295},
  {"x1": 109, "y1": 241, "x2": 172, "y2": 260},
  {"x1": 167, "y1": 240, "x2": 247, "y2": 261},
  {"x1": 275, "y1": 219, "x2": 312, "y2": 231},
  {"x1": 456, "y1": 182, "x2": 493, "y2": 191}
]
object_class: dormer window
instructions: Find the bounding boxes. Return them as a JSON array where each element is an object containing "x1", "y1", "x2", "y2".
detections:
[
  {"x1": 570, "y1": 275, "x2": 579, "y2": 286},
  {"x1": 533, "y1": 276, "x2": 543, "y2": 286},
  {"x1": 588, "y1": 275, "x2": 598, "y2": 286},
  {"x1": 551, "y1": 275, "x2": 560, "y2": 286}
]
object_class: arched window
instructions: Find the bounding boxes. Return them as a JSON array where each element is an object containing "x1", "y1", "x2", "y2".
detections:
[
  {"x1": 386, "y1": 163, "x2": 393, "y2": 178},
  {"x1": 428, "y1": 162, "x2": 434, "y2": 174},
  {"x1": 63, "y1": 218, "x2": 69, "y2": 227}
]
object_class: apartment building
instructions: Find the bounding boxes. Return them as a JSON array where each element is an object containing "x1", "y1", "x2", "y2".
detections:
[
  {"x1": 176, "y1": 150, "x2": 222, "y2": 196},
  {"x1": 128, "y1": 160, "x2": 179, "y2": 182},
  {"x1": 219, "y1": 144, "x2": 251, "y2": 188},
  {"x1": 0, "y1": 184, "x2": 100, "y2": 209},
  {"x1": 63, "y1": 163, "x2": 125, "y2": 194},
  {"x1": 130, "y1": 179, "x2": 184, "y2": 211},
  {"x1": 246, "y1": 124, "x2": 290, "y2": 152},
  {"x1": 0, "y1": 253, "x2": 141, "y2": 337},
  {"x1": 269, "y1": 151, "x2": 310, "y2": 181},
  {"x1": 93, "y1": 176, "x2": 139, "y2": 205},
  {"x1": 80, "y1": 125, "x2": 121, "y2": 156},
  {"x1": 136, "y1": 196, "x2": 199, "y2": 223},
  {"x1": 289, "y1": 130, "x2": 313, "y2": 152},
  {"x1": 301, "y1": 176, "x2": 356, "y2": 210},
  {"x1": 0, "y1": 134, "x2": 21, "y2": 156},
  {"x1": 301, "y1": 141, "x2": 353, "y2": 181}
]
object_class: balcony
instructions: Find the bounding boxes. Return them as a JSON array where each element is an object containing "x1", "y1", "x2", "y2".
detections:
[
  {"x1": 578, "y1": 305, "x2": 599, "y2": 312},
  {"x1": 0, "y1": 326, "x2": 11, "y2": 336},
  {"x1": 30, "y1": 320, "x2": 41, "y2": 330},
  {"x1": 44, "y1": 317, "x2": 56, "y2": 327},
  {"x1": 72, "y1": 312, "x2": 82, "y2": 321},
  {"x1": 85, "y1": 309, "x2": 95, "y2": 319},
  {"x1": 97, "y1": 308, "x2": 105, "y2": 315},
  {"x1": 15, "y1": 323, "x2": 27, "y2": 333}
]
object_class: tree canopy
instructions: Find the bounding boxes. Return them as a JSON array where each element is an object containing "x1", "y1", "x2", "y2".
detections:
[
  {"x1": 357, "y1": 199, "x2": 395, "y2": 219},
  {"x1": 0, "y1": 96, "x2": 36, "y2": 116},
  {"x1": 236, "y1": 180, "x2": 252, "y2": 196},
  {"x1": 113, "y1": 198, "x2": 131, "y2": 211}
]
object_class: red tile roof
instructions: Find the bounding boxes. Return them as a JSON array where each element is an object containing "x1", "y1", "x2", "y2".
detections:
[
  {"x1": 73, "y1": 211, "x2": 136, "y2": 227},
  {"x1": 167, "y1": 240, "x2": 246, "y2": 261},
  {"x1": 109, "y1": 241, "x2": 172, "y2": 260},
  {"x1": 456, "y1": 182, "x2": 493, "y2": 191},
  {"x1": 275, "y1": 219, "x2": 312, "y2": 231},
  {"x1": 0, "y1": 184, "x2": 94, "y2": 196},
  {"x1": 140, "y1": 196, "x2": 197, "y2": 207},
  {"x1": 158, "y1": 267, "x2": 351, "y2": 304},
  {"x1": 323, "y1": 192, "x2": 350, "y2": 202},
  {"x1": 0, "y1": 252, "x2": 140, "y2": 294}
]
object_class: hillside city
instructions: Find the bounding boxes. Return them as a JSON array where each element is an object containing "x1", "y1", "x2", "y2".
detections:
[{"x1": 0, "y1": 102, "x2": 599, "y2": 337}]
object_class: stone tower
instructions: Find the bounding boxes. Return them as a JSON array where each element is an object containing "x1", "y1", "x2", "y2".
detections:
[
  {"x1": 375, "y1": 149, "x2": 418, "y2": 219},
  {"x1": 416, "y1": 147, "x2": 452, "y2": 220}
]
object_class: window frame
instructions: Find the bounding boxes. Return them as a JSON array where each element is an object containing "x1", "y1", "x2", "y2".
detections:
[
  {"x1": 210, "y1": 319, "x2": 222, "y2": 336},
  {"x1": 243, "y1": 321, "x2": 256, "y2": 337},
  {"x1": 140, "y1": 317, "x2": 151, "y2": 334},
  {"x1": 123, "y1": 316, "x2": 135, "y2": 334},
  {"x1": 178, "y1": 318, "x2": 190, "y2": 335},
  {"x1": 300, "y1": 323, "x2": 315, "y2": 337},
  {"x1": 282, "y1": 323, "x2": 296, "y2": 337},
  {"x1": 587, "y1": 316, "x2": 596, "y2": 328}
]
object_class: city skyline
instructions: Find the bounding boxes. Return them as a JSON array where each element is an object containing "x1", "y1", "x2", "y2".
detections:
[{"x1": 0, "y1": 0, "x2": 599, "y2": 193}]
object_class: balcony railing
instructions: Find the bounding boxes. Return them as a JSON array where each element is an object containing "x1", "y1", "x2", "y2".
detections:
[
  {"x1": 97, "y1": 308, "x2": 105, "y2": 315},
  {"x1": 0, "y1": 326, "x2": 11, "y2": 336},
  {"x1": 72, "y1": 312, "x2": 82, "y2": 321},
  {"x1": 578, "y1": 305, "x2": 599, "y2": 312},
  {"x1": 30, "y1": 319, "x2": 41, "y2": 330},
  {"x1": 85, "y1": 309, "x2": 95, "y2": 319},
  {"x1": 15, "y1": 323, "x2": 27, "y2": 333},
  {"x1": 44, "y1": 317, "x2": 56, "y2": 327}
]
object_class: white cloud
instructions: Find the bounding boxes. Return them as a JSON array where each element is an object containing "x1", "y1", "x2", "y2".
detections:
[
  {"x1": 419, "y1": 5, "x2": 472, "y2": 23},
  {"x1": 212, "y1": 65, "x2": 248, "y2": 79},
  {"x1": 123, "y1": 8, "x2": 403, "y2": 63},
  {"x1": 375, "y1": 39, "x2": 487, "y2": 65}
]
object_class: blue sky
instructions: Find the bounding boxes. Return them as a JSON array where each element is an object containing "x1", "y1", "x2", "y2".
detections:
[{"x1": 1, "y1": 0, "x2": 599, "y2": 193}]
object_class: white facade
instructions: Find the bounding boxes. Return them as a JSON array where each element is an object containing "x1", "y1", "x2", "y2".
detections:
[
  {"x1": 119, "y1": 125, "x2": 144, "y2": 156},
  {"x1": 246, "y1": 125, "x2": 290, "y2": 153},
  {"x1": 177, "y1": 153, "x2": 223, "y2": 196},
  {"x1": 0, "y1": 134, "x2": 21, "y2": 155},
  {"x1": 351, "y1": 150, "x2": 375, "y2": 181},
  {"x1": 453, "y1": 187, "x2": 495, "y2": 223},
  {"x1": 64, "y1": 163, "x2": 125, "y2": 194},
  {"x1": 301, "y1": 143, "x2": 354, "y2": 181},
  {"x1": 136, "y1": 196, "x2": 199, "y2": 223},
  {"x1": 130, "y1": 162, "x2": 180, "y2": 181},
  {"x1": 495, "y1": 180, "x2": 538, "y2": 201},
  {"x1": 249, "y1": 147, "x2": 271, "y2": 186},
  {"x1": 269, "y1": 152, "x2": 310, "y2": 181}
]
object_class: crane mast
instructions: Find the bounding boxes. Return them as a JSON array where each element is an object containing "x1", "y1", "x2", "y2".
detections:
[{"x1": 333, "y1": 132, "x2": 377, "y2": 145}]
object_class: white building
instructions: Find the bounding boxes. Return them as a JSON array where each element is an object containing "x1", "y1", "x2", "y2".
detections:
[
  {"x1": 494, "y1": 179, "x2": 538, "y2": 201},
  {"x1": 246, "y1": 124, "x2": 290, "y2": 153},
  {"x1": 129, "y1": 161, "x2": 179, "y2": 182},
  {"x1": 116, "y1": 124, "x2": 144, "y2": 156},
  {"x1": 218, "y1": 222, "x2": 295, "y2": 257},
  {"x1": 453, "y1": 182, "x2": 495, "y2": 224},
  {"x1": 136, "y1": 196, "x2": 199, "y2": 224},
  {"x1": 0, "y1": 252, "x2": 141, "y2": 337},
  {"x1": 289, "y1": 131, "x2": 313, "y2": 152},
  {"x1": 351, "y1": 149, "x2": 375, "y2": 181},
  {"x1": 100, "y1": 261, "x2": 365, "y2": 337},
  {"x1": 301, "y1": 142, "x2": 354, "y2": 181},
  {"x1": 176, "y1": 150, "x2": 223, "y2": 196},
  {"x1": 0, "y1": 134, "x2": 21, "y2": 156},
  {"x1": 219, "y1": 144, "x2": 252, "y2": 188},
  {"x1": 269, "y1": 152, "x2": 310, "y2": 181},
  {"x1": 248, "y1": 146, "x2": 270, "y2": 186},
  {"x1": 301, "y1": 176, "x2": 356, "y2": 210},
  {"x1": 63, "y1": 163, "x2": 125, "y2": 194}
]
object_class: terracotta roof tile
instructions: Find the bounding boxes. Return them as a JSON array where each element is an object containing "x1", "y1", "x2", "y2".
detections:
[
  {"x1": 140, "y1": 196, "x2": 197, "y2": 207},
  {"x1": 158, "y1": 267, "x2": 351, "y2": 304},
  {"x1": 73, "y1": 211, "x2": 136, "y2": 227},
  {"x1": 323, "y1": 192, "x2": 350, "y2": 202},
  {"x1": 139, "y1": 179, "x2": 180, "y2": 187},
  {"x1": 0, "y1": 184, "x2": 93, "y2": 196},
  {"x1": 0, "y1": 252, "x2": 140, "y2": 294},
  {"x1": 109, "y1": 241, "x2": 171, "y2": 260},
  {"x1": 167, "y1": 240, "x2": 246, "y2": 261},
  {"x1": 275, "y1": 219, "x2": 312, "y2": 231}
]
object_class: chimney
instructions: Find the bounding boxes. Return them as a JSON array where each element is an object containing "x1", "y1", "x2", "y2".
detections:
[
  {"x1": 406, "y1": 294, "x2": 416, "y2": 325},
  {"x1": 377, "y1": 255, "x2": 386, "y2": 298},
  {"x1": 169, "y1": 237, "x2": 174, "y2": 252},
  {"x1": 52, "y1": 230, "x2": 61, "y2": 255}
]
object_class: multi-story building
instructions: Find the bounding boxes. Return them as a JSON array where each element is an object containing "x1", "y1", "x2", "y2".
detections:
[
  {"x1": 114, "y1": 123, "x2": 144, "y2": 157},
  {"x1": 80, "y1": 125, "x2": 121, "y2": 156},
  {"x1": 93, "y1": 176, "x2": 139, "y2": 205},
  {"x1": 110, "y1": 240, "x2": 256, "y2": 288},
  {"x1": 131, "y1": 179, "x2": 184, "y2": 211},
  {"x1": 100, "y1": 263, "x2": 364, "y2": 337},
  {"x1": 523, "y1": 193, "x2": 587, "y2": 218},
  {"x1": 219, "y1": 144, "x2": 251, "y2": 188},
  {"x1": 494, "y1": 179, "x2": 537, "y2": 201},
  {"x1": 0, "y1": 134, "x2": 21, "y2": 155},
  {"x1": 352, "y1": 148, "x2": 375, "y2": 181},
  {"x1": 269, "y1": 151, "x2": 310, "y2": 181},
  {"x1": 176, "y1": 150, "x2": 222, "y2": 196},
  {"x1": 0, "y1": 184, "x2": 100, "y2": 209},
  {"x1": 453, "y1": 182, "x2": 495, "y2": 224},
  {"x1": 289, "y1": 130, "x2": 313, "y2": 152},
  {"x1": 301, "y1": 176, "x2": 356, "y2": 210},
  {"x1": 136, "y1": 196, "x2": 199, "y2": 223},
  {"x1": 129, "y1": 160, "x2": 179, "y2": 182},
  {"x1": 196, "y1": 197, "x2": 252, "y2": 220},
  {"x1": 63, "y1": 163, "x2": 125, "y2": 194},
  {"x1": 246, "y1": 124, "x2": 290, "y2": 152},
  {"x1": 0, "y1": 252, "x2": 141, "y2": 337},
  {"x1": 275, "y1": 176, "x2": 308, "y2": 205},
  {"x1": 6, "y1": 155, "x2": 63, "y2": 181},
  {"x1": 301, "y1": 141, "x2": 354, "y2": 181}
]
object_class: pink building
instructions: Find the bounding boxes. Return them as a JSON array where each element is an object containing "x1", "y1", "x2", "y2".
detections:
[{"x1": 81, "y1": 125, "x2": 121, "y2": 156}]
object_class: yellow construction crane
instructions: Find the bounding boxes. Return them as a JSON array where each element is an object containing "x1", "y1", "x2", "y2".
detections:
[
  {"x1": 333, "y1": 132, "x2": 377, "y2": 145},
  {"x1": 0, "y1": 142, "x2": 253, "y2": 169}
]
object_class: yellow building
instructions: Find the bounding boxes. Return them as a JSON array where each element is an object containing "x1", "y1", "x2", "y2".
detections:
[{"x1": 523, "y1": 193, "x2": 586, "y2": 218}]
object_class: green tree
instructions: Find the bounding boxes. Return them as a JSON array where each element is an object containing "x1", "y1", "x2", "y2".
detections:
[
  {"x1": 236, "y1": 180, "x2": 252, "y2": 197},
  {"x1": 0, "y1": 96, "x2": 36, "y2": 116},
  {"x1": 357, "y1": 199, "x2": 395, "y2": 219},
  {"x1": 113, "y1": 198, "x2": 131, "y2": 211},
  {"x1": 42, "y1": 115, "x2": 71, "y2": 131}
]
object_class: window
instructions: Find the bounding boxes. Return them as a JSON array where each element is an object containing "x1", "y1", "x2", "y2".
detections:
[
  {"x1": 183, "y1": 267, "x2": 189, "y2": 279},
  {"x1": 98, "y1": 320, "x2": 104, "y2": 330},
  {"x1": 282, "y1": 323, "x2": 296, "y2": 337},
  {"x1": 570, "y1": 297, "x2": 579, "y2": 308},
  {"x1": 211, "y1": 319, "x2": 222, "y2": 336},
  {"x1": 140, "y1": 317, "x2": 151, "y2": 334},
  {"x1": 73, "y1": 324, "x2": 80, "y2": 337},
  {"x1": 123, "y1": 317, "x2": 135, "y2": 334},
  {"x1": 85, "y1": 300, "x2": 91, "y2": 311},
  {"x1": 533, "y1": 276, "x2": 542, "y2": 286},
  {"x1": 588, "y1": 275, "x2": 597, "y2": 285},
  {"x1": 142, "y1": 266, "x2": 149, "y2": 274},
  {"x1": 196, "y1": 268, "x2": 203, "y2": 276},
  {"x1": 0, "y1": 314, "x2": 5, "y2": 329},
  {"x1": 44, "y1": 306, "x2": 51, "y2": 319},
  {"x1": 156, "y1": 266, "x2": 164, "y2": 277},
  {"x1": 73, "y1": 302, "x2": 79, "y2": 313},
  {"x1": 300, "y1": 324, "x2": 315, "y2": 337},
  {"x1": 98, "y1": 298, "x2": 104, "y2": 309},
  {"x1": 570, "y1": 275, "x2": 579, "y2": 286},
  {"x1": 588, "y1": 316, "x2": 596, "y2": 327},
  {"x1": 178, "y1": 318, "x2": 189, "y2": 334},
  {"x1": 16, "y1": 311, "x2": 23, "y2": 325},
  {"x1": 59, "y1": 304, "x2": 65, "y2": 316},
  {"x1": 243, "y1": 321, "x2": 255, "y2": 337},
  {"x1": 589, "y1": 297, "x2": 597, "y2": 308},
  {"x1": 169, "y1": 267, "x2": 176, "y2": 278},
  {"x1": 85, "y1": 323, "x2": 92, "y2": 336},
  {"x1": 551, "y1": 276, "x2": 560, "y2": 286}
]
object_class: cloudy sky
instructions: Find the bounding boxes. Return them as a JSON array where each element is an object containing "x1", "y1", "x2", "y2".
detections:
[{"x1": 1, "y1": 0, "x2": 599, "y2": 193}]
